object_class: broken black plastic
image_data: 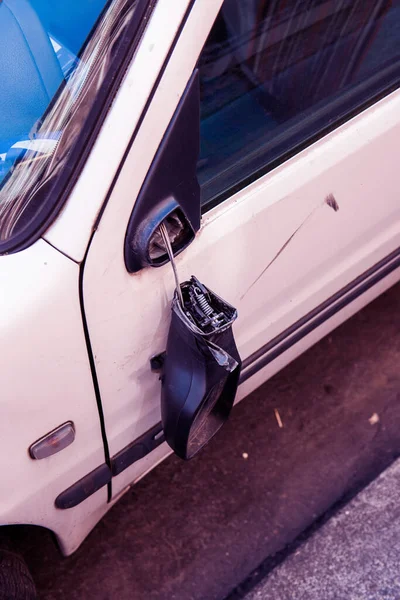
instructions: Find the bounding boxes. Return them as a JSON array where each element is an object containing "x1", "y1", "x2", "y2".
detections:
[{"x1": 161, "y1": 277, "x2": 241, "y2": 460}]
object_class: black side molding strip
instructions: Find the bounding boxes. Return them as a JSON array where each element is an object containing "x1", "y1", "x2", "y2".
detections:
[
  {"x1": 55, "y1": 425, "x2": 165, "y2": 509},
  {"x1": 55, "y1": 464, "x2": 111, "y2": 509},
  {"x1": 111, "y1": 423, "x2": 165, "y2": 476}
]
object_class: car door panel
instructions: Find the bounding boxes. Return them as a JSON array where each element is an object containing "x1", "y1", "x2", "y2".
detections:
[
  {"x1": 0, "y1": 240, "x2": 108, "y2": 556},
  {"x1": 80, "y1": 0, "x2": 400, "y2": 497}
]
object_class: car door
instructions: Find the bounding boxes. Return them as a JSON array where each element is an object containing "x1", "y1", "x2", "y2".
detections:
[{"x1": 79, "y1": 0, "x2": 400, "y2": 497}]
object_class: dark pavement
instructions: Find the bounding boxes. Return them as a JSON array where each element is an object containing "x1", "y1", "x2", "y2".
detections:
[
  {"x1": 245, "y1": 458, "x2": 400, "y2": 600},
  {"x1": 6, "y1": 282, "x2": 400, "y2": 599}
]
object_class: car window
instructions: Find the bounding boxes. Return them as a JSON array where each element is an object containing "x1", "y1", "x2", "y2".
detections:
[
  {"x1": 0, "y1": 0, "x2": 145, "y2": 251},
  {"x1": 198, "y1": 0, "x2": 400, "y2": 209}
]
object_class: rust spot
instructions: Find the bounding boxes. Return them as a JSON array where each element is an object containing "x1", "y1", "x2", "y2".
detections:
[{"x1": 325, "y1": 193, "x2": 339, "y2": 212}]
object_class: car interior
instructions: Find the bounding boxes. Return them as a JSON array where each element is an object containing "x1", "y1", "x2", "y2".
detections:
[{"x1": 0, "y1": 0, "x2": 106, "y2": 185}]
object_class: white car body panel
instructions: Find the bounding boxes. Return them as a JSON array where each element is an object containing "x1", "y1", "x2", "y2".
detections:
[
  {"x1": 0, "y1": 240, "x2": 108, "y2": 555},
  {"x1": 80, "y1": 0, "x2": 400, "y2": 499},
  {"x1": 237, "y1": 266, "x2": 400, "y2": 405},
  {"x1": 1, "y1": 0, "x2": 399, "y2": 556}
]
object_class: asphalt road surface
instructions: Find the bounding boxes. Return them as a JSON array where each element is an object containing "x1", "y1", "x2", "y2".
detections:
[
  {"x1": 5, "y1": 282, "x2": 400, "y2": 600},
  {"x1": 245, "y1": 458, "x2": 400, "y2": 600}
]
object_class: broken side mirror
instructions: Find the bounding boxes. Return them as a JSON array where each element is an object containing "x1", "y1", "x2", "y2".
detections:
[
  {"x1": 125, "y1": 69, "x2": 241, "y2": 459},
  {"x1": 161, "y1": 276, "x2": 241, "y2": 460}
]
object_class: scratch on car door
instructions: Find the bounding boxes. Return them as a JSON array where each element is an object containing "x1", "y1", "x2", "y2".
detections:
[{"x1": 240, "y1": 194, "x2": 339, "y2": 300}]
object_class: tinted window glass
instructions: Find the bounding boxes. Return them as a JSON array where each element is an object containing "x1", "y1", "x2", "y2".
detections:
[{"x1": 198, "y1": 0, "x2": 400, "y2": 207}]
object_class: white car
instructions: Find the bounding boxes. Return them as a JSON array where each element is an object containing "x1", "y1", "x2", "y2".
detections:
[{"x1": 1, "y1": 0, "x2": 399, "y2": 594}]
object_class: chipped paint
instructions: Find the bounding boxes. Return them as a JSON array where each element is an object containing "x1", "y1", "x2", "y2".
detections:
[{"x1": 325, "y1": 193, "x2": 339, "y2": 211}]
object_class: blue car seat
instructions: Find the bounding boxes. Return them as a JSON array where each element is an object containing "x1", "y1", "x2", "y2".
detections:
[{"x1": 0, "y1": 0, "x2": 64, "y2": 156}]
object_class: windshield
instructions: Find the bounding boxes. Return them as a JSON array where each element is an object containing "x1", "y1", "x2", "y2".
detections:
[{"x1": 0, "y1": 0, "x2": 144, "y2": 249}]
